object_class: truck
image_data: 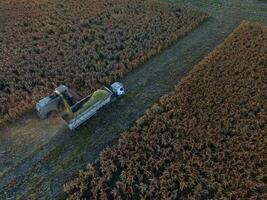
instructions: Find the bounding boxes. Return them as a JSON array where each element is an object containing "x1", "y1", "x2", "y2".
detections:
[{"x1": 36, "y1": 82, "x2": 125, "y2": 130}]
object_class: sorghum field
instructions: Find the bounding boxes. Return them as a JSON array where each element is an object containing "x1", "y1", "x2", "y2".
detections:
[
  {"x1": 0, "y1": 0, "x2": 207, "y2": 126},
  {"x1": 64, "y1": 21, "x2": 267, "y2": 199}
]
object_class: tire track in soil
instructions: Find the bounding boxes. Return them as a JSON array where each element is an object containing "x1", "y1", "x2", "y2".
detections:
[{"x1": 0, "y1": 0, "x2": 266, "y2": 199}]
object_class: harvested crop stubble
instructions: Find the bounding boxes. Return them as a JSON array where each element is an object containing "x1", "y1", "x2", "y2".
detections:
[
  {"x1": 0, "y1": 0, "x2": 208, "y2": 126},
  {"x1": 64, "y1": 21, "x2": 267, "y2": 199}
]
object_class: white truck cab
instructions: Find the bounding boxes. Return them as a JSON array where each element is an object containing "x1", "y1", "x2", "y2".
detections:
[{"x1": 111, "y1": 82, "x2": 125, "y2": 96}]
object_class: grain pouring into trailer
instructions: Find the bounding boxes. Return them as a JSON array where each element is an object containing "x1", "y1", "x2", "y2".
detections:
[{"x1": 36, "y1": 82, "x2": 125, "y2": 130}]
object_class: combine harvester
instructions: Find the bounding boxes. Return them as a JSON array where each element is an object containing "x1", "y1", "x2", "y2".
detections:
[{"x1": 36, "y1": 82, "x2": 125, "y2": 130}]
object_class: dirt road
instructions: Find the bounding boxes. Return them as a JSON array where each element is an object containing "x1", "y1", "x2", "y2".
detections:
[{"x1": 0, "y1": 0, "x2": 266, "y2": 199}]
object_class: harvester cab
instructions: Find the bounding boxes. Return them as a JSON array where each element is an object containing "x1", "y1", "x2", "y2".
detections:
[
  {"x1": 36, "y1": 85, "x2": 80, "y2": 118},
  {"x1": 54, "y1": 85, "x2": 78, "y2": 106}
]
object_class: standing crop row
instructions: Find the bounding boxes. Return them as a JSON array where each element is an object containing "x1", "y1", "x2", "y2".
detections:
[
  {"x1": 0, "y1": 0, "x2": 208, "y2": 126},
  {"x1": 64, "y1": 21, "x2": 267, "y2": 199}
]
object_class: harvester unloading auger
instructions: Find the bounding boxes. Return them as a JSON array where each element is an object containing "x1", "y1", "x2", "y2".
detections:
[{"x1": 36, "y1": 82, "x2": 125, "y2": 130}]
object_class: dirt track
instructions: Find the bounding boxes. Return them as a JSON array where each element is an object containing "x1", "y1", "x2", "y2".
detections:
[{"x1": 0, "y1": 0, "x2": 266, "y2": 199}]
